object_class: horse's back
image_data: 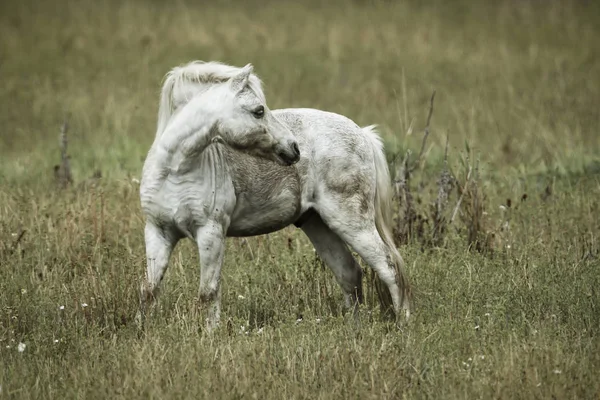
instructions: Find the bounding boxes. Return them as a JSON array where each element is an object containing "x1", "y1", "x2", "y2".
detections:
[
  {"x1": 274, "y1": 107, "x2": 377, "y2": 178},
  {"x1": 273, "y1": 108, "x2": 374, "y2": 159},
  {"x1": 273, "y1": 108, "x2": 381, "y2": 215}
]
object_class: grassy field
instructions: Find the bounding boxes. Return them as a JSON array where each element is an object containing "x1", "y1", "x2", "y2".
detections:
[{"x1": 1, "y1": 0, "x2": 600, "y2": 398}]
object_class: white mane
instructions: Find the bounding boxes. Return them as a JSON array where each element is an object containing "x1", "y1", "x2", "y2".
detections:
[{"x1": 155, "y1": 61, "x2": 265, "y2": 137}]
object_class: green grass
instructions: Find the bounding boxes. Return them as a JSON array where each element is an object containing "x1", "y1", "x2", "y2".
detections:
[{"x1": 1, "y1": 0, "x2": 600, "y2": 398}]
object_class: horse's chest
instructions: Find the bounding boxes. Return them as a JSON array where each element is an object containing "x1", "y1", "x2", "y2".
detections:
[{"x1": 141, "y1": 169, "x2": 233, "y2": 233}]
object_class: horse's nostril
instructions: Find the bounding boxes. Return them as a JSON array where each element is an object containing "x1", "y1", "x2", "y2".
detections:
[{"x1": 292, "y1": 142, "x2": 300, "y2": 156}]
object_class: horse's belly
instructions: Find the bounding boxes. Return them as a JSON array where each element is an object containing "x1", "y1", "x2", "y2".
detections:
[{"x1": 227, "y1": 189, "x2": 301, "y2": 237}]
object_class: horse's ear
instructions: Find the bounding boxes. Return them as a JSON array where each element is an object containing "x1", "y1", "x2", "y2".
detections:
[{"x1": 230, "y1": 64, "x2": 253, "y2": 92}]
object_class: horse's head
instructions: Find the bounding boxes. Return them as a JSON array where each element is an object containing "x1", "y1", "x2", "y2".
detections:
[{"x1": 215, "y1": 64, "x2": 300, "y2": 166}]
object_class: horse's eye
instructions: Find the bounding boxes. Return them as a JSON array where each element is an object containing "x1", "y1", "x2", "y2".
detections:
[{"x1": 252, "y1": 106, "x2": 265, "y2": 119}]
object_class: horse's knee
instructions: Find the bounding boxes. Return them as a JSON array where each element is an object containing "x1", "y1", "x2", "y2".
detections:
[
  {"x1": 341, "y1": 260, "x2": 364, "y2": 299},
  {"x1": 344, "y1": 258, "x2": 363, "y2": 283},
  {"x1": 350, "y1": 259, "x2": 363, "y2": 280},
  {"x1": 140, "y1": 280, "x2": 160, "y2": 304},
  {"x1": 198, "y1": 284, "x2": 219, "y2": 304}
]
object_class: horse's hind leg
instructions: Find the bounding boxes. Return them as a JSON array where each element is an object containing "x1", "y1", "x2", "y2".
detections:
[
  {"x1": 317, "y1": 200, "x2": 407, "y2": 320},
  {"x1": 138, "y1": 222, "x2": 178, "y2": 325},
  {"x1": 301, "y1": 214, "x2": 363, "y2": 314}
]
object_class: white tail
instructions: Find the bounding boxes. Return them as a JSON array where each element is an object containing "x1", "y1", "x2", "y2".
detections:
[{"x1": 362, "y1": 125, "x2": 411, "y2": 319}]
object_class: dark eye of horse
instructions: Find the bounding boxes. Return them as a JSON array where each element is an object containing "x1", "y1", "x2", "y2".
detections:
[{"x1": 252, "y1": 106, "x2": 265, "y2": 119}]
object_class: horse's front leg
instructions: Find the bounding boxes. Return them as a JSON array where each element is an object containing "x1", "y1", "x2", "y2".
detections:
[
  {"x1": 196, "y1": 220, "x2": 227, "y2": 332},
  {"x1": 137, "y1": 222, "x2": 178, "y2": 328}
]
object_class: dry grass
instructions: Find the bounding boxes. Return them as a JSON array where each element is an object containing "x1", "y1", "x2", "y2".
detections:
[{"x1": 1, "y1": 0, "x2": 600, "y2": 398}]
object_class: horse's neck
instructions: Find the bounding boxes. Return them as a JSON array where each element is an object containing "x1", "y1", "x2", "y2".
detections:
[
  {"x1": 170, "y1": 144, "x2": 233, "y2": 211},
  {"x1": 157, "y1": 92, "x2": 220, "y2": 155},
  {"x1": 195, "y1": 144, "x2": 232, "y2": 192},
  {"x1": 149, "y1": 138, "x2": 226, "y2": 181},
  {"x1": 150, "y1": 107, "x2": 219, "y2": 177}
]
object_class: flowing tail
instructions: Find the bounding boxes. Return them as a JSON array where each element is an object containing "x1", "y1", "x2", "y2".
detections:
[{"x1": 362, "y1": 125, "x2": 411, "y2": 320}]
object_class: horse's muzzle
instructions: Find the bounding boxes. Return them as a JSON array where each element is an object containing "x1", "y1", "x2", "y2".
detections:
[{"x1": 277, "y1": 141, "x2": 300, "y2": 166}]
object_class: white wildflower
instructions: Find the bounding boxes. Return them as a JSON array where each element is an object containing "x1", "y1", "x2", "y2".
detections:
[
  {"x1": 59, "y1": 305, "x2": 65, "y2": 310},
  {"x1": 237, "y1": 295, "x2": 245, "y2": 300},
  {"x1": 21, "y1": 288, "x2": 27, "y2": 295},
  {"x1": 553, "y1": 369, "x2": 562, "y2": 374},
  {"x1": 480, "y1": 355, "x2": 485, "y2": 360},
  {"x1": 474, "y1": 325, "x2": 480, "y2": 330},
  {"x1": 54, "y1": 339, "x2": 59, "y2": 344},
  {"x1": 257, "y1": 327, "x2": 264, "y2": 334},
  {"x1": 17, "y1": 342, "x2": 26, "y2": 352},
  {"x1": 315, "y1": 318, "x2": 321, "y2": 323},
  {"x1": 484, "y1": 313, "x2": 490, "y2": 317},
  {"x1": 81, "y1": 303, "x2": 88, "y2": 308}
]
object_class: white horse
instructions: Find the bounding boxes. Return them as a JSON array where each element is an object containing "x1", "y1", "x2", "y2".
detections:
[{"x1": 139, "y1": 61, "x2": 411, "y2": 330}]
